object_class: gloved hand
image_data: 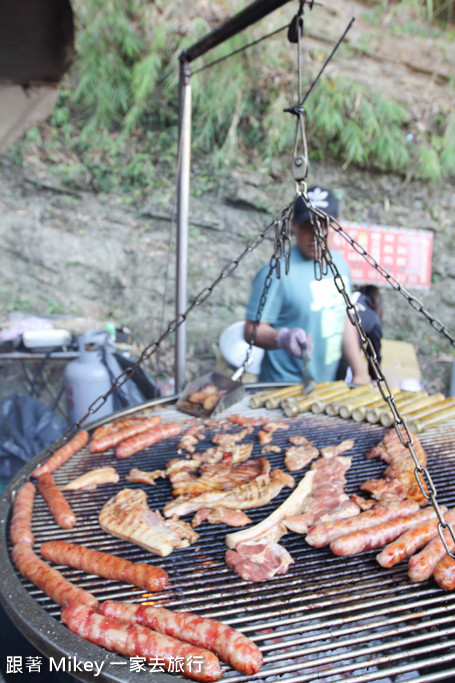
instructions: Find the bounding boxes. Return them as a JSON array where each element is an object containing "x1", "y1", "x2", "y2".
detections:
[{"x1": 278, "y1": 327, "x2": 312, "y2": 359}]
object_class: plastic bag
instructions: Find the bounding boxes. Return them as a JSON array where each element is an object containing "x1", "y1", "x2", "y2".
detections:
[
  {"x1": 100, "y1": 347, "x2": 160, "y2": 411},
  {"x1": 0, "y1": 394, "x2": 67, "y2": 479}
]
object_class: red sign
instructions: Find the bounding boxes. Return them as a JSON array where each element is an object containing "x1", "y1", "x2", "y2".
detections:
[{"x1": 331, "y1": 221, "x2": 433, "y2": 290}]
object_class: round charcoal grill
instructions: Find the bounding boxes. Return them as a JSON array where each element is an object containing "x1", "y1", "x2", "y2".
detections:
[{"x1": 2, "y1": 389, "x2": 455, "y2": 683}]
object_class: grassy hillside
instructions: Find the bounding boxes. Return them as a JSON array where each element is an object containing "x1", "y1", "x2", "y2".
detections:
[{"x1": 10, "y1": 0, "x2": 455, "y2": 196}]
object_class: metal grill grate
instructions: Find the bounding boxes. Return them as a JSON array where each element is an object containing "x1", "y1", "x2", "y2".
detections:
[{"x1": 1, "y1": 392, "x2": 455, "y2": 683}]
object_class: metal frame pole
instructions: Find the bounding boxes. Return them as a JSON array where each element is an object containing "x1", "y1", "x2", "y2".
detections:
[
  {"x1": 174, "y1": 0, "x2": 294, "y2": 392},
  {"x1": 175, "y1": 56, "x2": 192, "y2": 393}
]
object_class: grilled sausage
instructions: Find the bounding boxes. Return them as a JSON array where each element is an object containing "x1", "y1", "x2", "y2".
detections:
[
  {"x1": 11, "y1": 543, "x2": 97, "y2": 608},
  {"x1": 98, "y1": 599, "x2": 263, "y2": 675},
  {"x1": 40, "y1": 541, "x2": 168, "y2": 592},
  {"x1": 10, "y1": 481, "x2": 36, "y2": 545},
  {"x1": 32, "y1": 430, "x2": 89, "y2": 478},
  {"x1": 330, "y1": 507, "x2": 441, "y2": 556},
  {"x1": 433, "y1": 554, "x2": 455, "y2": 590},
  {"x1": 89, "y1": 415, "x2": 162, "y2": 453},
  {"x1": 408, "y1": 529, "x2": 455, "y2": 582},
  {"x1": 115, "y1": 423, "x2": 183, "y2": 459},
  {"x1": 37, "y1": 473, "x2": 76, "y2": 529},
  {"x1": 62, "y1": 601, "x2": 223, "y2": 682},
  {"x1": 305, "y1": 501, "x2": 420, "y2": 548},
  {"x1": 377, "y1": 509, "x2": 455, "y2": 569},
  {"x1": 91, "y1": 416, "x2": 148, "y2": 441}
]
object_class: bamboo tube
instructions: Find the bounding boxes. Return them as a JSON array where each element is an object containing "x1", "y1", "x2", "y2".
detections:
[
  {"x1": 284, "y1": 381, "x2": 347, "y2": 417},
  {"x1": 349, "y1": 387, "x2": 400, "y2": 421},
  {"x1": 365, "y1": 391, "x2": 414, "y2": 424},
  {"x1": 250, "y1": 383, "x2": 304, "y2": 409},
  {"x1": 408, "y1": 401, "x2": 455, "y2": 433},
  {"x1": 381, "y1": 393, "x2": 445, "y2": 427},
  {"x1": 325, "y1": 385, "x2": 377, "y2": 417},
  {"x1": 310, "y1": 384, "x2": 353, "y2": 414},
  {"x1": 265, "y1": 382, "x2": 333, "y2": 410},
  {"x1": 377, "y1": 390, "x2": 428, "y2": 427},
  {"x1": 406, "y1": 397, "x2": 455, "y2": 428},
  {"x1": 280, "y1": 381, "x2": 336, "y2": 411}
]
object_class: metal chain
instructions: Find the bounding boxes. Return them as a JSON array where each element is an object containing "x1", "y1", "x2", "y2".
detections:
[
  {"x1": 40, "y1": 202, "x2": 294, "y2": 456},
  {"x1": 306, "y1": 200, "x2": 455, "y2": 559},
  {"x1": 238, "y1": 206, "x2": 294, "y2": 378}
]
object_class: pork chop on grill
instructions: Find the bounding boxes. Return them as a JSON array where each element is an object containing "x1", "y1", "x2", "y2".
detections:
[{"x1": 99, "y1": 489, "x2": 198, "y2": 557}]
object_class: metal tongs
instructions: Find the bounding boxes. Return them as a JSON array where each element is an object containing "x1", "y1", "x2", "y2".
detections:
[{"x1": 301, "y1": 347, "x2": 315, "y2": 394}]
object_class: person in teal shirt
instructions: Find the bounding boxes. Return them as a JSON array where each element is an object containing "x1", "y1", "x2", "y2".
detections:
[{"x1": 244, "y1": 186, "x2": 367, "y2": 385}]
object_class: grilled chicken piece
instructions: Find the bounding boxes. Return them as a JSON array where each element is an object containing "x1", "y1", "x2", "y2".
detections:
[
  {"x1": 284, "y1": 439, "x2": 319, "y2": 471},
  {"x1": 163, "y1": 470, "x2": 295, "y2": 518},
  {"x1": 99, "y1": 489, "x2": 198, "y2": 557},
  {"x1": 360, "y1": 428, "x2": 427, "y2": 505},
  {"x1": 125, "y1": 468, "x2": 166, "y2": 486},
  {"x1": 61, "y1": 467, "x2": 119, "y2": 491}
]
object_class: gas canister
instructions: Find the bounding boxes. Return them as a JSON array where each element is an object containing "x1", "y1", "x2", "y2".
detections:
[{"x1": 64, "y1": 330, "x2": 114, "y2": 424}]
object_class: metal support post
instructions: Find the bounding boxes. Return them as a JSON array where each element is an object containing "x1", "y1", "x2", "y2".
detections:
[{"x1": 175, "y1": 57, "x2": 192, "y2": 393}]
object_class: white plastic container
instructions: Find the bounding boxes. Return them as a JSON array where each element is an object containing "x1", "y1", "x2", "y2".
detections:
[{"x1": 64, "y1": 330, "x2": 114, "y2": 424}]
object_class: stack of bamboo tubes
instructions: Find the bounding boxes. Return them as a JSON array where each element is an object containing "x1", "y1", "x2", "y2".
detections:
[{"x1": 250, "y1": 382, "x2": 455, "y2": 432}]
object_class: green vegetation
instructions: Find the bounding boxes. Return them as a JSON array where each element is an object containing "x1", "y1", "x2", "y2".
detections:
[{"x1": 9, "y1": 0, "x2": 455, "y2": 194}]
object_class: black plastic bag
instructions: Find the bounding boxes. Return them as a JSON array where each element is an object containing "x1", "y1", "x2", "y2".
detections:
[
  {"x1": 100, "y1": 347, "x2": 160, "y2": 411},
  {"x1": 0, "y1": 394, "x2": 67, "y2": 479}
]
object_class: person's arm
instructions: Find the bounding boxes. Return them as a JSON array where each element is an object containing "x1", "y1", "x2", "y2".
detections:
[
  {"x1": 244, "y1": 320, "x2": 280, "y2": 350},
  {"x1": 342, "y1": 317, "x2": 368, "y2": 385}
]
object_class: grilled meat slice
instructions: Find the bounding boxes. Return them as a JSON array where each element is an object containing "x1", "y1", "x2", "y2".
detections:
[
  {"x1": 284, "y1": 455, "x2": 353, "y2": 535},
  {"x1": 125, "y1": 468, "x2": 166, "y2": 486},
  {"x1": 212, "y1": 427, "x2": 252, "y2": 447},
  {"x1": 360, "y1": 428, "x2": 428, "y2": 505},
  {"x1": 320, "y1": 438, "x2": 354, "y2": 458},
  {"x1": 284, "y1": 439, "x2": 319, "y2": 471},
  {"x1": 99, "y1": 489, "x2": 198, "y2": 557},
  {"x1": 163, "y1": 470, "x2": 295, "y2": 518},
  {"x1": 192, "y1": 508, "x2": 252, "y2": 528},
  {"x1": 170, "y1": 458, "x2": 270, "y2": 497},
  {"x1": 225, "y1": 541, "x2": 293, "y2": 582},
  {"x1": 61, "y1": 467, "x2": 119, "y2": 491}
]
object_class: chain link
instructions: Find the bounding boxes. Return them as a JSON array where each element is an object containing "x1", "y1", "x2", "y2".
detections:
[
  {"x1": 39, "y1": 202, "x2": 294, "y2": 457},
  {"x1": 239, "y1": 206, "x2": 294, "y2": 378},
  {"x1": 305, "y1": 201, "x2": 455, "y2": 559}
]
